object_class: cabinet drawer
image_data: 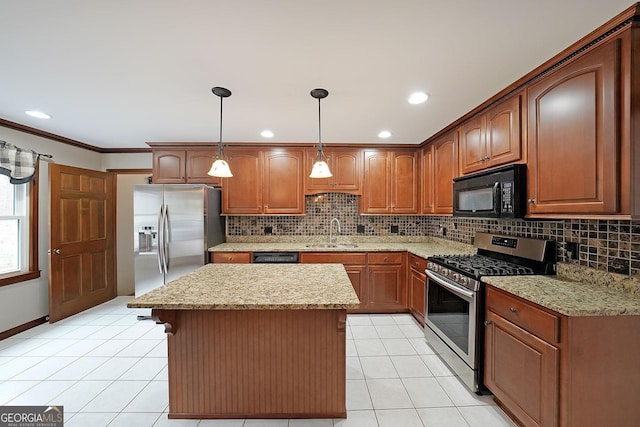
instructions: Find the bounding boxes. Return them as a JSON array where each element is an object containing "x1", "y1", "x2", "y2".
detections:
[
  {"x1": 212, "y1": 252, "x2": 252, "y2": 264},
  {"x1": 300, "y1": 252, "x2": 366, "y2": 265},
  {"x1": 368, "y1": 252, "x2": 403, "y2": 265},
  {"x1": 486, "y1": 286, "x2": 560, "y2": 343},
  {"x1": 408, "y1": 254, "x2": 427, "y2": 272}
]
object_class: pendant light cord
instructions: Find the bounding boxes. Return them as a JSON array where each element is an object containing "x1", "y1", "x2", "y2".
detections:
[
  {"x1": 317, "y1": 97, "x2": 323, "y2": 156},
  {"x1": 219, "y1": 95, "x2": 224, "y2": 157}
]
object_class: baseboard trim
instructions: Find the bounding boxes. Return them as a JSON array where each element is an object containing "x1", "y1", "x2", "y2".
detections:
[{"x1": 0, "y1": 316, "x2": 48, "y2": 340}]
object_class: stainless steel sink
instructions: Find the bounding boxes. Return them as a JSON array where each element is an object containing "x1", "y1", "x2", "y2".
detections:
[{"x1": 305, "y1": 243, "x2": 358, "y2": 249}]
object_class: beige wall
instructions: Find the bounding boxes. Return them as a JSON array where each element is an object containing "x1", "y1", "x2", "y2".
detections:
[{"x1": 116, "y1": 174, "x2": 149, "y2": 296}]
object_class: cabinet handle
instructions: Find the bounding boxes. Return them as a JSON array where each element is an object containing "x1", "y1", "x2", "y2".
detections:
[
  {"x1": 478, "y1": 158, "x2": 485, "y2": 162},
  {"x1": 384, "y1": 257, "x2": 388, "y2": 262},
  {"x1": 509, "y1": 307, "x2": 518, "y2": 313},
  {"x1": 484, "y1": 156, "x2": 490, "y2": 161},
  {"x1": 484, "y1": 321, "x2": 492, "y2": 326},
  {"x1": 527, "y1": 199, "x2": 536, "y2": 204}
]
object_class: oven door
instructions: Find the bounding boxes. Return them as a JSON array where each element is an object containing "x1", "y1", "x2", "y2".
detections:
[{"x1": 425, "y1": 270, "x2": 477, "y2": 368}]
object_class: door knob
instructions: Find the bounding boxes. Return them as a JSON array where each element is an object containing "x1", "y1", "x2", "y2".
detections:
[
  {"x1": 51, "y1": 248, "x2": 61, "y2": 255},
  {"x1": 484, "y1": 321, "x2": 493, "y2": 326},
  {"x1": 527, "y1": 199, "x2": 536, "y2": 204}
]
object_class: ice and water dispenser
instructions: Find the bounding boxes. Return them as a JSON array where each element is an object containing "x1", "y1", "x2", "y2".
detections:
[{"x1": 138, "y1": 226, "x2": 157, "y2": 253}]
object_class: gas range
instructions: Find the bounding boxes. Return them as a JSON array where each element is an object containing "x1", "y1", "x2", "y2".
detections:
[{"x1": 427, "y1": 233, "x2": 557, "y2": 292}]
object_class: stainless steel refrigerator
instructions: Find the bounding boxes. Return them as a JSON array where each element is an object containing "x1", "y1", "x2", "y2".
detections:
[{"x1": 133, "y1": 184, "x2": 225, "y2": 297}]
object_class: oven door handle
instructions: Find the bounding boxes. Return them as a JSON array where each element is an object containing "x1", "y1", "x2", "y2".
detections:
[{"x1": 426, "y1": 270, "x2": 475, "y2": 300}]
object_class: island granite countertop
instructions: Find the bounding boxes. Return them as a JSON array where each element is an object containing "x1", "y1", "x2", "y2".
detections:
[{"x1": 127, "y1": 263, "x2": 360, "y2": 310}]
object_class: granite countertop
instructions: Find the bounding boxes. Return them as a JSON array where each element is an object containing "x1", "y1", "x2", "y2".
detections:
[
  {"x1": 483, "y1": 270, "x2": 640, "y2": 317},
  {"x1": 127, "y1": 263, "x2": 360, "y2": 310},
  {"x1": 209, "y1": 239, "x2": 476, "y2": 259}
]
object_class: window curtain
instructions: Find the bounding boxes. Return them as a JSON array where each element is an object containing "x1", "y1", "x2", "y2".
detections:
[{"x1": 0, "y1": 141, "x2": 39, "y2": 184}]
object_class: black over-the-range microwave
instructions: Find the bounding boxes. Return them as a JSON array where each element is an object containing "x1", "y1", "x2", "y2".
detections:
[{"x1": 452, "y1": 164, "x2": 527, "y2": 218}]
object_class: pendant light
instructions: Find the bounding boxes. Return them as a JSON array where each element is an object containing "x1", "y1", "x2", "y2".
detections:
[
  {"x1": 208, "y1": 86, "x2": 233, "y2": 178},
  {"x1": 309, "y1": 88, "x2": 333, "y2": 178}
]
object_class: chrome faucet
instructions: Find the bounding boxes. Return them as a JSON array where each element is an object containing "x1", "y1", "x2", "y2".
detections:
[{"x1": 329, "y1": 218, "x2": 341, "y2": 244}]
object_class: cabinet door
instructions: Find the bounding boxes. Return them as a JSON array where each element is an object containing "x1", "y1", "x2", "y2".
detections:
[
  {"x1": 263, "y1": 149, "x2": 304, "y2": 214},
  {"x1": 186, "y1": 149, "x2": 221, "y2": 185},
  {"x1": 367, "y1": 265, "x2": 404, "y2": 311},
  {"x1": 459, "y1": 115, "x2": 486, "y2": 174},
  {"x1": 332, "y1": 149, "x2": 362, "y2": 193},
  {"x1": 344, "y1": 265, "x2": 367, "y2": 312},
  {"x1": 391, "y1": 151, "x2": 419, "y2": 214},
  {"x1": 527, "y1": 39, "x2": 620, "y2": 215},
  {"x1": 421, "y1": 145, "x2": 435, "y2": 213},
  {"x1": 485, "y1": 310, "x2": 559, "y2": 427},
  {"x1": 485, "y1": 94, "x2": 522, "y2": 169},
  {"x1": 153, "y1": 150, "x2": 186, "y2": 184},
  {"x1": 222, "y1": 150, "x2": 263, "y2": 215},
  {"x1": 409, "y1": 268, "x2": 426, "y2": 325},
  {"x1": 305, "y1": 149, "x2": 362, "y2": 194},
  {"x1": 433, "y1": 132, "x2": 458, "y2": 214},
  {"x1": 361, "y1": 150, "x2": 391, "y2": 214}
]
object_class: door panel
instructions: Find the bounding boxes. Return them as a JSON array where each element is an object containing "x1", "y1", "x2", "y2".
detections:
[{"x1": 49, "y1": 164, "x2": 116, "y2": 322}]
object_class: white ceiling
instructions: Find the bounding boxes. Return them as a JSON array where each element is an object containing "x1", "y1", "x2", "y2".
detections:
[{"x1": 0, "y1": 0, "x2": 633, "y2": 149}]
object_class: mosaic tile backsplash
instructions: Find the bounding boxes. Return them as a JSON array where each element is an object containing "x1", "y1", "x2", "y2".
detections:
[{"x1": 226, "y1": 193, "x2": 640, "y2": 277}]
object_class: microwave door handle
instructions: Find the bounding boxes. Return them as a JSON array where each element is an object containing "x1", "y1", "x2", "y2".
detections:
[{"x1": 492, "y1": 182, "x2": 501, "y2": 214}]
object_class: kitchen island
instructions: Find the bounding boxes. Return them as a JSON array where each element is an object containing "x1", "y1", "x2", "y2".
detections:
[{"x1": 127, "y1": 263, "x2": 359, "y2": 419}]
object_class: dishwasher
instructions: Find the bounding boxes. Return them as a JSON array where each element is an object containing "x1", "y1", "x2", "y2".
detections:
[{"x1": 251, "y1": 252, "x2": 299, "y2": 263}]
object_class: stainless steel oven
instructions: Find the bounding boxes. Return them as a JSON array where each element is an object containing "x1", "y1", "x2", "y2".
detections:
[
  {"x1": 425, "y1": 267, "x2": 481, "y2": 392},
  {"x1": 424, "y1": 232, "x2": 556, "y2": 394}
]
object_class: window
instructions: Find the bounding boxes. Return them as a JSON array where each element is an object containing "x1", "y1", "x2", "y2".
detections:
[{"x1": 0, "y1": 173, "x2": 39, "y2": 286}]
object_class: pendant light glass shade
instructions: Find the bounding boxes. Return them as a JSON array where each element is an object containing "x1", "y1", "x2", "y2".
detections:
[
  {"x1": 208, "y1": 158, "x2": 233, "y2": 177},
  {"x1": 309, "y1": 88, "x2": 332, "y2": 179},
  {"x1": 208, "y1": 87, "x2": 233, "y2": 178}
]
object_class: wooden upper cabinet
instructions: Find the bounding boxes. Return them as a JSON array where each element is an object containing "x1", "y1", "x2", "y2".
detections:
[
  {"x1": 527, "y1": 37, "x2": 621, "y2": 216},
  {"x1": 432, "y1": 132, "x2": 459, "y2": 214},
  {"x1": 361, "y1": 150, "x2": 391, "y2": 214},
  {"x1": 222, "y1": 148, "x2": 304, "y2": 215},
  {"x1": 459, "y1": 93, "x2": 523, "y2": 175},
  {"x1": 153, "y1": 150, "x2": 186, "y2": 183},
  {"x1": 222, "y1": 149, "x2": 263, "y2": 215},
  {"x1": 390, "y1": 151, "x2": 419, "y2": 214},
  {"x1": 304, "y1": 148, "x2": 362, "y2": 194},
  {"x1": 263, "y1": 149, "x2": 304, "y2": 214},
  {"x1": 186, "y1": 149, "x2": 220, "y2": 185},
  {"x1": 361, "y1": 150, "x2": 418, "y2": 214},
  {"x1": 421, "y1": 145, "x2": 435, "y2": 213}
]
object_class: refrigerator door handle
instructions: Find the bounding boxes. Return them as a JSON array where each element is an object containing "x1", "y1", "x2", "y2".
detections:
[
  {"x1": 163, "y1": 204, "x2": 170, "y2": 273},
  {"x1": 157, "y1": 204, "x2": 165, "y2": 274}
]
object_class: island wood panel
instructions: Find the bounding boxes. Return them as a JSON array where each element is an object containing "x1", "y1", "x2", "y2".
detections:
[{"x1": 158, "y1": 308, "x2": 347, "y2": 419}]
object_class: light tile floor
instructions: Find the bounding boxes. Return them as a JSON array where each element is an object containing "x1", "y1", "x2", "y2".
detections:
[{"x1": 0, "y1": 297, "x2": 515, "y2": 427}]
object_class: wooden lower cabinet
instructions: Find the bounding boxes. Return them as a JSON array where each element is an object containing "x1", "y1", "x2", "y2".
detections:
[
  {"x1": 299, "y1": 252, "x2": 367, "y2": 313},
  {"x1": 408, "y1": 254, "x2": 427, "y2": 325},
  {"x1": 300, "y1": 251, "x2": 407, "y2": 313},
  {"x1": 485, "y1": 309, "x2": 559, "y2": 427},
  {"x1": 210, "y1": 252, "x2": 251, "y2": 263},
  {"x1": 485, "y1": 285, "x2": 640, "y2": 427},
  {"x1": 366, "y1": 252, "x2": 406, "y2": 312}
]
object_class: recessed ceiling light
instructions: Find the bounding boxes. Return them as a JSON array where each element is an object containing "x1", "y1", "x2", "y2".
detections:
[
  {"x1": 408, "y1": 92, "x2": 429, "y2": 104},
  {"x1": 378, "y1": 130, "x2": 392, "y2": 139},
  {"x1": 25, "y1": 110, "x2": 51, "y2": 119},
  {"x1": 261, "y1": 130, "x2": 274, "y2": 138}
]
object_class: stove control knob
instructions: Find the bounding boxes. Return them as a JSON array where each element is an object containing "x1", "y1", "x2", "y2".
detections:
[
  {"x1": 441, "y1": 268, "x2": 450, "y2": 276},
  {"x1": 427, "y1": 262, "x2": 434, "y2": 271},
  {"x1": 460, "y1": 276, "x2": 469, "y2": 286},
  {"x1": 452, "y1": 273, "x2": 460, "y2": 281}
]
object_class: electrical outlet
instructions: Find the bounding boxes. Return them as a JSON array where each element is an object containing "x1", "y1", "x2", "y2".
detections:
[
  {"x1": 441, "y1": 227, "x2": 447, "y2": 236},
  {"x1": 565, "y1": 242, "x2": 579, "y2": 260},
  {"x1": 357, "y1": 225, "x2": 365, "y2": 234},
  {"x1": 390, "y1": 225, "x2": 399, "y2": 233},
  {"x1": 264, "y1": 226, "x2": 273, "y2": 235}
]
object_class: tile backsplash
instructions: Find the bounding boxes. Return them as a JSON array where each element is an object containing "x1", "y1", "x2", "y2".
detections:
[{"x1": 226, "y1": 193, "x2": 640, "y2": 277}]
